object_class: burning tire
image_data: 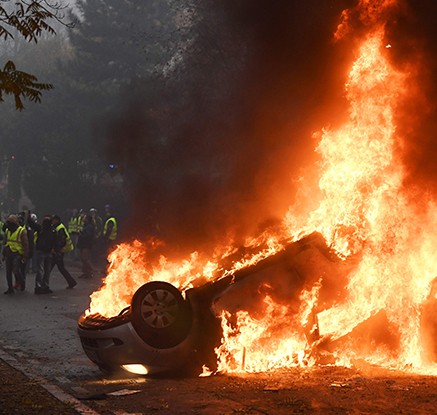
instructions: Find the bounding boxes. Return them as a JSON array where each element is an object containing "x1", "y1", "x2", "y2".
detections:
[{"x1": 130, "y1": 281, "x2": 192, "y2": 349}]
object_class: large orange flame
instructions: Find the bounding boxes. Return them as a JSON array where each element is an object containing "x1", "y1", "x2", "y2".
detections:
[
  {"x1": 86, "y1": 0, "x2": 437, "y2": 375},
  {"x1": 284, "y1": 27, "x2": 436, "y2": 372}
]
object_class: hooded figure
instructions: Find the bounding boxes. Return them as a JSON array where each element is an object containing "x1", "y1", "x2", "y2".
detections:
[{"x1": 5, "y1": 214, "x2": 19, "y2": 231}]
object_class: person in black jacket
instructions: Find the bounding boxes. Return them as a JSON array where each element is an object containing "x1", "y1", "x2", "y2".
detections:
[{"x1": 30, "y1": 215, "x2": 56, "y2": 294}]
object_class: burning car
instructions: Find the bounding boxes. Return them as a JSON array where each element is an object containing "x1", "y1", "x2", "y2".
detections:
[
  {"x1": 78, "y1": 232, "x2": 354, "y2": 376},
  {"x1": 78, "y1": 0, "x2": 437, "y2": 377}
]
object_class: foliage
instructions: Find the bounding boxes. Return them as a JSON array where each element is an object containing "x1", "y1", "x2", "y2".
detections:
[
  {"x1": 0, "y1": 0, "x2": 59, "y2": 42},
  {"x1": 0, "y1": 60, "x2": 52, "y2": 110},
  {"x1": 0, "y1": 0, "x2": 69, "y2": 109}
]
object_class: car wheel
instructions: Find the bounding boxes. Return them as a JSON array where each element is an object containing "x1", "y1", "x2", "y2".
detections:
[{"x1": 130, "y1": 281, "x2": 192, "y2": 349}]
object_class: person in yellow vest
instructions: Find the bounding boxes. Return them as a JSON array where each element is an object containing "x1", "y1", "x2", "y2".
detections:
[
  {"x1": 68, "y1": 208, "x2": 80, "y2": 260},
  {"x1": 77, "y1": 214, "x2": 95, "y2": 279},
  {"x1": 89, "y1": 207, "x2": 104, "y2": 261},
  {"x1": 2, "y1": 214, "x2": 29, "y2": 294},
  {"x1": 51, "y1": 215, "x2": 77, "y2": 289},
  {"x1": 89, "y1": 208, "x2": 103, "y2": 240},
  {"x1": 103, "y1": 204, "x2": 118, "y2": 258},
  {"x1": 77, "y1": 209, "x2": 85, "y2": 233},
  {"x1": 0, "y1": 216, "x2": 5, "y2": 269}
]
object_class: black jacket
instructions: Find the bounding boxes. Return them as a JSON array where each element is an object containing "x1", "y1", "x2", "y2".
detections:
[
  {"x1": 31, "y1": 220, "x2": 56, "y2": 254},
  {"x1": 77, "y1": 223, "x2": 95, "y2": 249}
]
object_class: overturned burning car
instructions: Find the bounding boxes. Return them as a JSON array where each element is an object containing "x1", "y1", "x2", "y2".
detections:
[{"x1": 78, "y1": 232, "x2": 358, "y2": 376}]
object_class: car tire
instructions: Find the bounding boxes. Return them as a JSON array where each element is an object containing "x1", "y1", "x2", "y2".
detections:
[{"x1": 130, "y1": 281, "x2": 192, "y2": 349}]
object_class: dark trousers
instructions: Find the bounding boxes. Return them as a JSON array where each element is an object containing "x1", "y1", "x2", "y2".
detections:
[
  {"x1": 80, "y1": 248, "x2": 94, "y2": 277},
  {"x1": 5, "y1": 253, "x2": 24, "y2": 289},
  {"x1": 51, "y1": 253, "x2": 76, "y2": 286},
  {"x1": 35, "y1": 251, "x2": 52, "y2": 289},
  {"x1": 71, "y1": 233, "x2": 79, "y2": 260}
]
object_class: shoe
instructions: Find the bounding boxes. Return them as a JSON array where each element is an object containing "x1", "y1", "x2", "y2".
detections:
[
  {"x1": 4, "y1": 288, "x2": 14, "y2": 295},
  {"x1": 67, "y1": 281, "x2": 77, "y2": 289}
]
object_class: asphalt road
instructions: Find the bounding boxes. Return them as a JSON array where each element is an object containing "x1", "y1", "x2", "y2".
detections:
[{"x1": 0, "y1": 258, "x2": 102, "y2": 381}]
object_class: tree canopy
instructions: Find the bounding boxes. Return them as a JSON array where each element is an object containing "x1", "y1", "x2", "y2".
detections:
[{"x1": 0, "y1": 0, "x2": 69, "y2": 109}]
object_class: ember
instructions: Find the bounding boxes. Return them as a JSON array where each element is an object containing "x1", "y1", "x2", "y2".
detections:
[{"x1": 80, "y1": 0, "x2": 437, "y2": 377}]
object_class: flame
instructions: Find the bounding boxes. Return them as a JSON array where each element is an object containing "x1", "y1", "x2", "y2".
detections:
[
  {"x1": 215, "y1": 295, "x2": 314, "y2": 373},
  {"x1": 213, "y1": 3, "x2": 437, "y2": 374},
  {"x1": 85, "y1": 0, "x2": 437, "y2": 375},
  {"x1": 87, "y1": 239, "x2": 223, "y2": 317}
]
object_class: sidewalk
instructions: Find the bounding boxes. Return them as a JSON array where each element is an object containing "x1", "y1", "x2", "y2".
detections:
[{"x1": 0, "y1": 357, "x2": 80, "y2": 415}]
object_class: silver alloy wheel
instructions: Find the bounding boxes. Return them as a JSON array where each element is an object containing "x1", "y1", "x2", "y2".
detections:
[{"x1": 141, "y1": 289, "x2": 179, "y2": 328}]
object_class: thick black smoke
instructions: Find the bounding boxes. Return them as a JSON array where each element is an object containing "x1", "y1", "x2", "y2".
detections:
[
  {"x1": 384, "y1": 0, "x2": 437, "y2": 200},
  {"x1": 105, "y1": 0, "x2": 357, "y2": 254}
]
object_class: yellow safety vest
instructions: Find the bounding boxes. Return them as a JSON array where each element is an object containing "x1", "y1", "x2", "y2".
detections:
[
  {"x1": 103, "y1": 217, "x2": 118, "y2": 241},
  {"x1": 77, "y1": 216, "x2": 84, "y2": 232},
  {"x1": 5, "y1": 226, "x2": 25, "y2": 255},
  {"x1": 68, "y1": 217, "x2": 78, "y2": 233},
  {"x1": 55, "y1": 223, "x2": 74, "y2": 253}
]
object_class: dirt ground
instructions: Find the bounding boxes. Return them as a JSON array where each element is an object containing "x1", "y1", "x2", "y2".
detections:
[
  {"x1": 2, "y1": 356, "x2": 437, "y2": 415},
  {"x1": 74, "y1": 364, "x2": 437, "y2": 415},
  {"x1": 0, "y1": 358, "x2": 78, "y2": 415}
]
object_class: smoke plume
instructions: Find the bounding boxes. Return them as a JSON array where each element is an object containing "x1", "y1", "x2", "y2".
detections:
[{"x1": 105, "y1": 0, "x2": 437, "y2": 254}]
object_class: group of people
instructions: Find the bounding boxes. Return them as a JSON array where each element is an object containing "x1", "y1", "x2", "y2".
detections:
[{"x1": 0, "y1": 205, "x2": 118, "y2": 295}]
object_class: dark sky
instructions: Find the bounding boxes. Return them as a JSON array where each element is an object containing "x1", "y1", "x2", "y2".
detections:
[{"x1": 107, "y1": 0, "x2": 437, "y2": 255}]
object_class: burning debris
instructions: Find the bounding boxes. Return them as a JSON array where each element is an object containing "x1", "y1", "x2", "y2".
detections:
[{"x1": 78, "y1": 0, "x2": 437, "y2": 377}]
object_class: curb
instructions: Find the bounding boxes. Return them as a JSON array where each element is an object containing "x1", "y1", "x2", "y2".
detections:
[{"x1": 0, "y1": 348, "x2": 101, "y2": 415}]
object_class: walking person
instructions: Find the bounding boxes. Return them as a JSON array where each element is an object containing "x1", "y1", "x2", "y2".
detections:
[
  {"x1": 77, "y1": 214, "x2": 95, "y2": 279},
  {"x1": 2, "y1": 214, "x2": 29, "y2": 294},
  {"x1": 25, "y1": 213, "x2": 38, "y2": 274},
  {"x1": 17, "y1": 211, "x2": 30, "y2": 288},
  {"x1": 30, "y1": 215, "x2": 56, "y2": 294},
  {"x1": 102, "y1": 204, "x2": 118, "y2": 259},
  {"x1": 68, "y1": 208, "x2": 80, "y2": 260},
  {"x1": 51, "y1": 215, "x2": 77, "y2": 289},
  {"x1": 89, "y1": 207, "x2": 103, "y2": 263}
]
